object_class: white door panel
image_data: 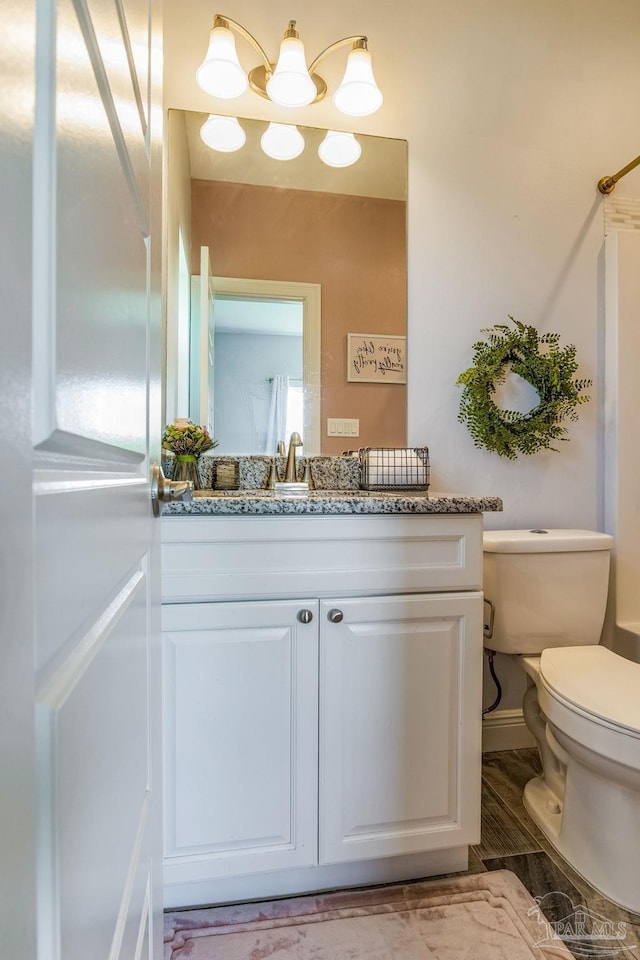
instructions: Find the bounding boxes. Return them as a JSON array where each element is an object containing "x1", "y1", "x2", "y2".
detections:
[
  {"x1": 117, "y1": 870, "x2": 152, "y2": 960},
  {"x1": 80, "y1": 0, "x2": 151, "y2": 199},
  {"x1": 320, "y1": 593, "x2": 483, "y2": 864},
  {"x1": 55, "y1": 0, "x2": 149, "y2": 451},
  {"x1": 0, "y1": 2, "x2": 38, "y2": 954},
  {"x1": 340, "y1": 619, "x2": 458, "y2": 829},
  {"x1": 1, "y1": 0, "x2": 163, "y2": 957},
  {"x1": 38, "y1": 569, "x2": 150, "y2": 960},
  {"x1": 119, "y1": 0, "x2": 151, "y2": 134},
  {"x1": 35, "y1": 480, "x2": 149, "y2": 671},
  {"x1": 163, "y1": 599, "x2": 319, "y2": 881}
]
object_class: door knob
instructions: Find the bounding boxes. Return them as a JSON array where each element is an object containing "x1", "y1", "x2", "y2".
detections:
[
  {"x1": 297, "y1": 609, "x2": 314, "y2": 624},
  {"x1": 328, "y1": 609, "x2": 343, "y2": 623},
  {"x1": 151, "y1": 465, "x2": 193, "y2": 517}
]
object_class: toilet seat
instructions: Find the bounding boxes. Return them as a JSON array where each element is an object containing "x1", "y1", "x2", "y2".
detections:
[{"x1": 539, "y1": 646, "x2": 640, "y2": 736}]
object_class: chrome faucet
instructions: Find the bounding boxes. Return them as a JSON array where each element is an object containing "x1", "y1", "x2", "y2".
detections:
[{"x1": 284, "y1": 432, "x2": 303, "y2": 482}]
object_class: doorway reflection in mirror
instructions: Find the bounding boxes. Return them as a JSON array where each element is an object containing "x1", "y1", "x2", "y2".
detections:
[{"x1": 212, "y1": 295, "x2": 303, "y2": 454}]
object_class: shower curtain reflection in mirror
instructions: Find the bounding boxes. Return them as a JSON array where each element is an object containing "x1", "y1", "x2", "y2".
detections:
[{"x1": 265, "y1": 374, "x2": 289, "y2": 454}]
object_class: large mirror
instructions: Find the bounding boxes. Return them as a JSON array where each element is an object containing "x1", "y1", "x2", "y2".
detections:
[{"x1": 165, "y1": 110, "x2": 407, "y2": 456}]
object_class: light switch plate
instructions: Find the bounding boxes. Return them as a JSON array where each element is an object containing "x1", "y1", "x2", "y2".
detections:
[{"x1": 327, "y1": 418, "x2": 360, "y2": 437}]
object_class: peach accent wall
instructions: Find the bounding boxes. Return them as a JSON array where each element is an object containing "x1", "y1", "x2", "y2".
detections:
[{"x1": 191, "y1": 180, "x2": 407, "y2": 455}]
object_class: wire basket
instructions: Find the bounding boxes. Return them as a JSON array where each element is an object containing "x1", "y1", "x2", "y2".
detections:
[{"x1": 358, "y1": 446, "x2": 430, "y2": 492}]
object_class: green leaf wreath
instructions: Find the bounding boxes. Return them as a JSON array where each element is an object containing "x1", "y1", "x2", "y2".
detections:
[{"x1": 456, "y1": 317, "x2": 591, "y2": 460}]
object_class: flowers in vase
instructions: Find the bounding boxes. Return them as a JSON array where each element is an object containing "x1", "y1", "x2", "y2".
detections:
[{"x1": 162, "y1": 419, "x2": 218, "y2": 457}]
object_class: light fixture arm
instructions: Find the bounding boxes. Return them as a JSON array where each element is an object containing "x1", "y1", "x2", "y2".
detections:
[
  {"x1": 213, "y1": 14, "x2": 273, "y2": 78},
  {"x1": 308, "y1": 36, "x2": 368, "y2": 77},
  {"x1": 598, "y1": 153, "x2": 640, "y2": 195}
]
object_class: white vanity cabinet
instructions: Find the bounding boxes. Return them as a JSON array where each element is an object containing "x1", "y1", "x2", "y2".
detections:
[
  {"x1": 161, "y1": 514, "x2": 484, "y2": 908},
  {"x1": 319, "y1": 593, "x2": 481, "y2": 866},
  {"x1": 162, "y1": 598, "x2": 320, "y2": 882}
]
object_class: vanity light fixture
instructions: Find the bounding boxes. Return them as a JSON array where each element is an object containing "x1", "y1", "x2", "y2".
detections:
[
  {"x1": 318, "y1": 130, "x2": 361, "y2": 168},
  {"x1": 332, "y1": 41, "x2": 383, "y2": 117},
  {"x1": 260, "y1": 122, "x2": 305, "y2": 161},
  {"x1": 196, "y1": 16, "x2": 381, "y2": 166},
  {"x1": 198, "y1": 116, "x2": 363, "y2": 166},
  {"x1": 266, "y1": 24, "x2": 317, "y2": 108},
  {"x1": 196, "y1": 15, "x2": 383, "y2": 117},
  {"x1": 199, "y1": 113, "x2": 246, "y2": 152},
  {"x1": 196, "y1": 22, "x2": 248, "y2": 99}
]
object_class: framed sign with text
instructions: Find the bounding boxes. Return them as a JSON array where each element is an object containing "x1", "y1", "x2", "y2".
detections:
[{"x1": 347, "y1": 334, "x2": 407, "y2": 384}]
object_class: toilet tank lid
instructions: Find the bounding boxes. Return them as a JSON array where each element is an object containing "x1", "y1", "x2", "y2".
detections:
[{"x1": 483, "y1": 529, "x2": 614, "y2": 553}]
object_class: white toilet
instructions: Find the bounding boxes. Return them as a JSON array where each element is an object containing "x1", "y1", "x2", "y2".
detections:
[{"x1": 483, "y1": 528, "x2": 640, "y2": 913}]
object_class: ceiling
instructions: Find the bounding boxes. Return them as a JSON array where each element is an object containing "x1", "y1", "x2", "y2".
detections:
[{"x1": 214, "y1": 295, "x2": 304, "y2": 337}]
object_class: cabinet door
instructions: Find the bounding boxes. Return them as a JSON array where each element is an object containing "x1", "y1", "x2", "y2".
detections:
[
  {"x1": 163, "y1": 599, "x2": 319, "y2": 883},
  {"x1": 320, "y1": 592, "x2": 483, "y2": 864}
]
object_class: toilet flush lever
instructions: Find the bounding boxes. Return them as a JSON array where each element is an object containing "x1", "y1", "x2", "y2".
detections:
[{"x1": 483, "y1": 598, "x2": 495, "y2": 640}]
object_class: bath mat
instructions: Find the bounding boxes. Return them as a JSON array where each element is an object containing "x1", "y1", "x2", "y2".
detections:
[{"x1": 164, "y1": 869, "x2": 573, "y2": 959}]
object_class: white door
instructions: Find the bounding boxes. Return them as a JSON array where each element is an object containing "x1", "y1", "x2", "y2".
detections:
[
  {"x1": 0, "y1": 2, "x2": 163, "y2": 959},
  {"x1": 162, "y1": 599, "x2": 319, "y2": 906},
  {"x1": 319, "y1": 593, "x2": 483, "y2": 864}
]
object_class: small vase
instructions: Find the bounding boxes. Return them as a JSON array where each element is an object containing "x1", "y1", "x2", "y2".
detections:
[{"x1": 173, "y1": 455, "x2": 201, "y2": 490}]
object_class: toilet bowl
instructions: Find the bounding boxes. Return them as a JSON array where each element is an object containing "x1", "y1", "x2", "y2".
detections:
[{"x1": 483, "y1": 529, "x2": 640, "y2": 913}]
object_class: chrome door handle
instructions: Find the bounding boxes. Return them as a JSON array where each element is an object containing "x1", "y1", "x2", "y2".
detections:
[
  {"x1": 328, "y1": 609, "x2": 343, "y2": 623},
  {"x1": 297, "y1": 609, "x2": 314, "y2": 624},
  {"x1": 151, "y1": 465, "x2": 193, "y2": 517}
]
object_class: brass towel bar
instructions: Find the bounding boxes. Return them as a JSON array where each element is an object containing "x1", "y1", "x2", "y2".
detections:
[{"x1": 598, "y1": 154, "x2": 640, "y2": 195}]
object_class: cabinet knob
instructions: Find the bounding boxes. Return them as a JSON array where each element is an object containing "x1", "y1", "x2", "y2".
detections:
[
  {"x1": 328, "y1": 609, "x2": 343, "y2": 623},
  {"x1": 297, "y1": 609, "x2": 314, "y2": 624}
]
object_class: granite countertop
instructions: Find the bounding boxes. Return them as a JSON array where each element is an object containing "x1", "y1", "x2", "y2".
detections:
[{"x1": 161, "y1": 490, "x2": 503, "y2": 517}]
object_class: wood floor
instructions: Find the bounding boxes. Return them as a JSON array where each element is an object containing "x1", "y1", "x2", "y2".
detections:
[
  {"x1": 469, "y1": 748, "x2": 640, "y2": 958},
  {"x1": 165, "y1": 749, "x2": 640, "y2": 958}
]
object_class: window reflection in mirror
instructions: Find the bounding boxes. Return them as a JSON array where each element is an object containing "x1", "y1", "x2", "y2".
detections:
[{"x1": 165, "y1": 110, "x2": 407, "y2": 456}]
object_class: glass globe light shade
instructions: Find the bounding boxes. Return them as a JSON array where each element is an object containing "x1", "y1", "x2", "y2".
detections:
[
  {"x1": 318, "y1": 130, "x2": 361, "y2": 168},
  {"x1": 196, "y1": 25, "x2": 248, "y2": 98},
  {"x1": 266, "y1": 36, "x2": 316, "y2": 107},
  {"x1": 333, "y1": 46, "x2": 383, "y2": 117},
  {"x1": 200, "y1": 115, "x2": 246, "y2": 153},
  {"x1": 260, "y1": 123, "x2": 305, "y2": 161}
]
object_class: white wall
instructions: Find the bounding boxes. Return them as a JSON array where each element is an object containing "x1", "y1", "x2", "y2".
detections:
[
  {"x1": 164, "y1": 0, "x2": 640, "y2": 523},
  {"x1": 163, "y1": 0, "x2": 640, "y2": 711}
]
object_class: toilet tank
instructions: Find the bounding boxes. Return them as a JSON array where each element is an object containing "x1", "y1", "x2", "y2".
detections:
[{"x1": 483, "y1": 529, "x2": 614, "y2": 655}]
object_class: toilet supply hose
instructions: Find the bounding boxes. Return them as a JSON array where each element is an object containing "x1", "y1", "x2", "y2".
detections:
[
  {"x1": 482, "y1": 649, "x2": 503, "y2": 716},
  {"x1": 482, "y1": 598, "x2": 503, "y2": 716}
]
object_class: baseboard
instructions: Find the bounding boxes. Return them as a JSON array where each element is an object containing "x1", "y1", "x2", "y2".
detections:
[
  {"x1": 164, "y1": 846, "x2": 469, "y2": 910},
  {"x1": 482, "y1": 708, "x2": 536, "y2": 752}
]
